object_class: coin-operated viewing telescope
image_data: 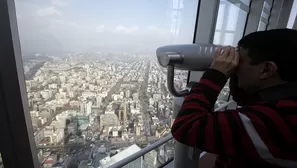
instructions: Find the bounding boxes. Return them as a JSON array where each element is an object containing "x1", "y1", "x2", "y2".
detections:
[
  {"x1": 156, "y1": 44, "x2": 220, "y2": 97},
  {"x1": 157, "y1": 44, "x2": 221, "y2": 168}
]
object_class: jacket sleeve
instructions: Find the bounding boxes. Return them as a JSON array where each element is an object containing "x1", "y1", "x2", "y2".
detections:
[{"x1": 171, "y1": 69, "x2": 259, "y2": 157}]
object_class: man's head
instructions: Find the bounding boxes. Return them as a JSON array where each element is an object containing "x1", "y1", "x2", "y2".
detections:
[{"x1": 236, "y1": 28, "x2": 297, "y2": 93}]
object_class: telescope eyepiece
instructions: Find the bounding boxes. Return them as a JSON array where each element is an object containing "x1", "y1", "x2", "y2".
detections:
[{"x1": 160, "y1": 52, "x2": 184, "y2": 67}]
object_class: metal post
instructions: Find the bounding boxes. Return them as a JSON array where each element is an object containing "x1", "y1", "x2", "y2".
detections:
[
  {"x1": 183, "y1": 0, "x2": 220, "y2": 166},
  {"x1": 0, "y1": 0, "x2": 40, "y2": 167},
  {"x1": 174, "y1": 142, "x2": 199, "y2": 168},
  {"x1": 172, "y1": 96, "x2": 199, "y2": 168}
]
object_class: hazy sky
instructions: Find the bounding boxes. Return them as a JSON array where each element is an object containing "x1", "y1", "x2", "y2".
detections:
[
  {"x1": 15, "y1": 0, "x2": 297, "y2": 55},
  {"x1": 15, "y1": 0, "x2": 198, "y2": 54}
]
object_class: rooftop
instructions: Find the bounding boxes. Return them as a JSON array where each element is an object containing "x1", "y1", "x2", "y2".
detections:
[{"x1": 99, "y1": 144, "x2": 141, "y2": 168}]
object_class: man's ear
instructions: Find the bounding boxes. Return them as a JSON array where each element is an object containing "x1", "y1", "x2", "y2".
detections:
[{"x1": 259, "y1": 61, "x2": 278, "y2": 80}]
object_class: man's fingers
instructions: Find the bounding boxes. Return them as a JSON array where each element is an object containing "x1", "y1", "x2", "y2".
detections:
[
  {"x1": 227, "y1": 47, "x2": 235, "y2": 62},
  {"x1": 215, "y1": 47, "x2": 222, "y2": 58},
  {"x1": 221, "y1": 47, "x2": 231, "y2": 59},
  {"x1": 211, "y1": 46, "x2": 238, "y2": 77}
]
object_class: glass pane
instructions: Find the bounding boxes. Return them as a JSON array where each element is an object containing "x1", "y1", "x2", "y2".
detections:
[
  {"x1": 262, "y1": 12, "x2": 269, "y2": 20},
  {"x1": 174, "y1": 70, "x2": 188, "y2": 90},
  {"x1": 226, "y1": 5, "x2": 240, "y2": 31},
  {"x1": 95, "y1": 137, "x2": 174, "y2": 168},
  {"x1": 143, "y1": 139, "x2": 175, "y2": 168},
  {"x1": 258, "y1": 1, "x2": 271, "y2": 30},
  {"x1": 216, "y1": 4, "x2": 226, "y2": 30},
  {"x1": 241, "y1": 0, "x2": 251, "y2": 6},
  {"x1": 216, "y1": 80, "x2": 230, "y2": 109},
  {"x1": 263, "y1": 1, "x2": 271, "y2": 11},
  {"x1": 15, "y1": 0, "x2": 199, "y2": 167},
  {"x1": 214, "y1": 0, "x2": 248, "y2": 46},
  {"x1": 213, "y1": 32, "x2": 221, "y2": 44},
  {"x1": 213, "y1": 0, "x2": 249, "y2": 107},
  {"x1": 287, "y1": 0, "x2": 297, "y2": 28},
  {"x1": 223, "y1": 33, "x2": 235, "y2": 45},
  {"x1": 258, "y1": 21, "x2": 267, "y2": 31}
]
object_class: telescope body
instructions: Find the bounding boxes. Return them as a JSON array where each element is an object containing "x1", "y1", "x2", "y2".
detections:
[
  {"x1": 156, "y1": 44, "x2": 220, "y2": 71},
  {"x1": 156, "y1": 44, "x2": 223, "y2": 97}
]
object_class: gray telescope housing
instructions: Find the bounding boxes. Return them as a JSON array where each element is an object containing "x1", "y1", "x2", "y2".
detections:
[{"x1": 156, "y1": 44, "x2": 219, "y2": 97}]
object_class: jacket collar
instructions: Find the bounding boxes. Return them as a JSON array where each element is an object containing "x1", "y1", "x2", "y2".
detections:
[{"x1": 257, "y1": 82, "x2": 297, "y2": 101}]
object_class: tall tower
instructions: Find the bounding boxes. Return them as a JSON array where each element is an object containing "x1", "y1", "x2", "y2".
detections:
[
  {"x1": 123, "y1": 103, "x2": 127, "y2": 123},
  {"x1": 119, "y1": 103, "x2": 127, "y2": 124}
]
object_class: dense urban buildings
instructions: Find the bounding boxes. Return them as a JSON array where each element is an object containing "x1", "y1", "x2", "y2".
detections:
[{"x1": 23, "y1": 53, "x2": 206, "y2": 167}]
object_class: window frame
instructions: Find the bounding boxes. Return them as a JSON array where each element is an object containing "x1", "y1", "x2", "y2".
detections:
[
  {"x1": 0, "y1": 0, "x2": 40, "y2": 167},
  {"x1": 0, "y1": 0, "x2": 295, "y2": 167},
  {"x1": 286, "y1": 0, "x2": 297, "y2": 29},
  {"x1": 214, "y1": 0, "x2": 250, "y2": 45},
  {"x1": 181, "y1": 1, "x2": 221, "y2": 167},
  {"x1": 244, "y1": 0, "x2": 265, "y2": 35},
  {"x1": 277, "y1": 0, "x2": 294, "y2": 28}
]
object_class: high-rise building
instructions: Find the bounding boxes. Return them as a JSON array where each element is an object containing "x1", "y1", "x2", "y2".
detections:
[
  {"x1": 86, "y1": 101, "x2": 92, "y2": 115},
  {"x1": 118, "y1": 103, "x2": 127, "y2": 123},
  {"x1": 59, "y1": 75, "x2": 66, "y2": 83},
  {"x1": 125, "y1": 90, "x2": 131, "y2": 98},
  {"x1": 99, "y1": 144, "x2": 143, "y2": 168},
  {"x1": 80, "y1": 102, "x2": 86, "y2": 114},
  {"x1": 135, "y1": 125, "x2": 141, "y2": 136},
  {"x1": 96, "y1": 96, "x2": 102, "y2": 106}
]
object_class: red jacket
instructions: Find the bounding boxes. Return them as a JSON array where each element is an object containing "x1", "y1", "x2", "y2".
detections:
[{"x1": 171, "y1": 69, "x2": 297, "y2": 168}]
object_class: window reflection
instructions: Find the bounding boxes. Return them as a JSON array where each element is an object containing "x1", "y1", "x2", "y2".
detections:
[
  {"x1": 240, "y1": 0, "x2": 251, "y2": 6},
  {"x1": 214, "y1": 1, "x2": 248, "y2": 46},
  {"x1": 216, "y1": 4, "x2": 226, "y2": 30},
  {"x1": 257, "y1": 1, "x2": 271, "y2": 31},
  {"x1": 223, "y1": 33, "x2": 235, "y2": 46},
  {"x1": 258, "y1": 22, "x2": 267, "y2": 31},
  {"x1": 287, "y1": 0, "x2": 297, "y2": 28},
  {"x1": 226, "y1": 5, "x2": 241, "y2": 31}
]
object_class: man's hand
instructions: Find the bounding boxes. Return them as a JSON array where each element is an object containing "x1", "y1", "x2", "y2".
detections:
[{"x1": 210, "y1": 46, "x2": 239, "y2": 78}]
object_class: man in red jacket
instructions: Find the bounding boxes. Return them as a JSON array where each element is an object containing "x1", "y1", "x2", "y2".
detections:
[{"x1": 171, "y1": 28, "x2": 297, "y2": 168}]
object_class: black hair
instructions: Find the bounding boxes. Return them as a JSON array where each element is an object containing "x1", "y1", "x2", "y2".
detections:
[{"x1": 238, "y1": 28, "x2": 297, "y2": 82}]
